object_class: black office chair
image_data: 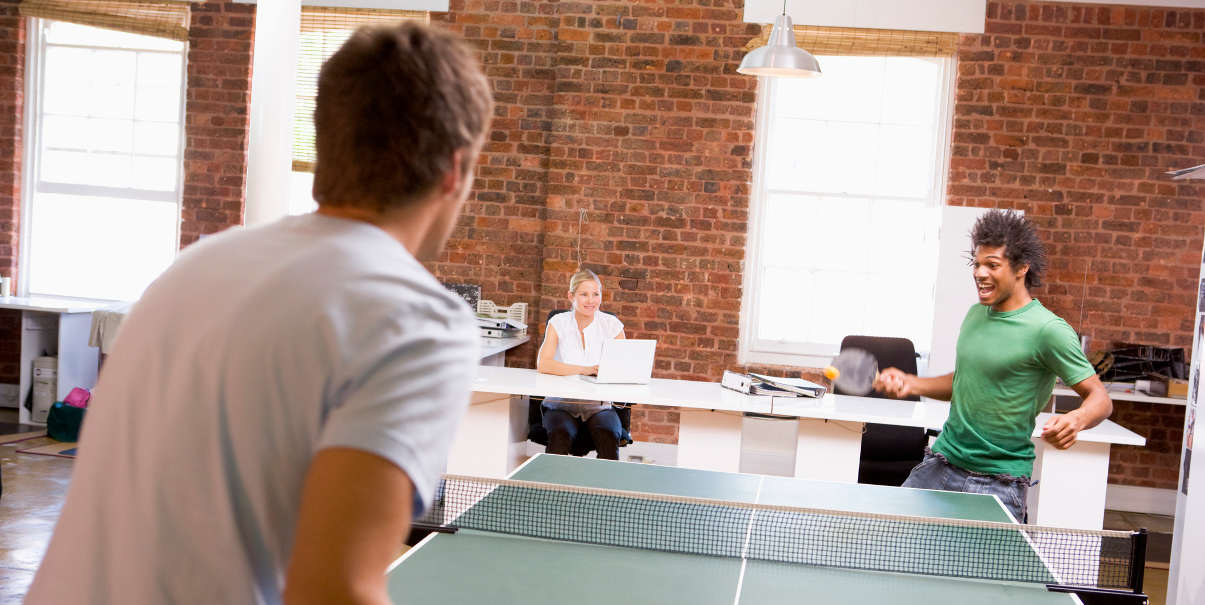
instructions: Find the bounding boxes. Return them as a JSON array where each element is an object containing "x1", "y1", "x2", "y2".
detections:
[
  {"x1": 527, "y1": 309, "x2": 633, "y2": 456},
  {"x1": 835, "y1": 335, "x2": 935, "y2": 487}
]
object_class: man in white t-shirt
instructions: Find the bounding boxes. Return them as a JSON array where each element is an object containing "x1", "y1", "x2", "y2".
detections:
[{"x1": 25, "y1": 22, "x2": 494, "y2": 605}]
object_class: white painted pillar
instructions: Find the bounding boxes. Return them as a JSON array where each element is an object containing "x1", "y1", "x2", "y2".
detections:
[
  {"x1": 1170, "y1": 265, "x2": 1205, "y2": 604},
  {"x1": 244, "y1": 1, "x2": 300, "y2": 226}
]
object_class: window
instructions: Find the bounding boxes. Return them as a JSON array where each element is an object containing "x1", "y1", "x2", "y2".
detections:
[
  {"x1": 741, "y1": 55, "x2": 955, "y2": 366},
  {"x1": 22, "y1": 20, "x2": 186, "y2": 301},
  {"x1": 287, "y1": 7, "x2": 429, "y2": 216}
]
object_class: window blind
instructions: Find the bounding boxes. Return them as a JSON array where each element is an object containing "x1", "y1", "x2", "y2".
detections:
[
  {"x1": 19, "y1": 0, "x2": 190, "y2": 41},
  {"x1": 743, "y1": 24, "x2": 958, "y2": 58},
  {"x1": 293, "y1": 6, "x2": 429, "y2": 172}
]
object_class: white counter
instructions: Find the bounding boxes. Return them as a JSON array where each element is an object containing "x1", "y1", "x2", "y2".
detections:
[
  {"x1": 1053, "y1": 384, "x2": 1186, "y2": 406},
  {"x1": 480, "y1": 335, "x2": 529, "y2": 365}
]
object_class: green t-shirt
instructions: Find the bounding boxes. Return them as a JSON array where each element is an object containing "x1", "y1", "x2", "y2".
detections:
[{"x1": 931, "y1": 299, "x2": 1096, "y2": 478}]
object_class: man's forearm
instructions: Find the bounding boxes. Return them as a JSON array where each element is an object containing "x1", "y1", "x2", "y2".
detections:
[
  {"x1": 1067, "y1": 375, "x2": 1113, "y2": 430},
  {"x1": 910, "y1": 373, "x2": 954, "y2": 400},
  {"x1": 1069, "y1": 388, "x2": 1112, "y2": 430}
]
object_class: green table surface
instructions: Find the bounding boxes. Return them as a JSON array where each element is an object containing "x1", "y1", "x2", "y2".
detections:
[{"x1": 387, "y1": 455, "x2": 1076, "y2": 604}]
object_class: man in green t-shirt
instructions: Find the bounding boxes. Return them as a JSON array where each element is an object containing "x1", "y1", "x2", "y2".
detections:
[{"x1": 874, "y1": 210, "x2": 1112, "y2": 522}]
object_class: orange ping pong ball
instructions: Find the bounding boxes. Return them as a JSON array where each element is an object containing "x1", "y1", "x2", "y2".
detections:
[{"x1": 823, "y1": 366, "x2": 839, "y2": 381}]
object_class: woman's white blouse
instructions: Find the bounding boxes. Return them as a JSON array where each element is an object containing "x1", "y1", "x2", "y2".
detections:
[{"x1": 542, "y1": 310, "x2": 624, "y2": 418}]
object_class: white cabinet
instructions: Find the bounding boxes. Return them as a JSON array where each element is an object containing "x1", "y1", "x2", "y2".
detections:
[{"x1": 2, "y1": 296, "x2": 115, "y2": 425}]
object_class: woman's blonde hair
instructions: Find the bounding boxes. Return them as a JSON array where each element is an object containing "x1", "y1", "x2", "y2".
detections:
[{"x1": 568, "y1": 268, "x2": 601, "y2": 294}]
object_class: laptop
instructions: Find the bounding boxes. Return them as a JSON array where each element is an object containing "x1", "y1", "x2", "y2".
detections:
[{"x1": 580, "y1": 339, "x2": 657, "y2": 384}]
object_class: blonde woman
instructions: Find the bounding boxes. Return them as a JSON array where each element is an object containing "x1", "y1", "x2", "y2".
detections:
[{"x1": 536, "y1": 269, "x2": 625, "y2": 459}]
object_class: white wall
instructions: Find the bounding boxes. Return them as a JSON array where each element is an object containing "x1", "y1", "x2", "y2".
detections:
[
  {"x1": 742, "y1": 0, "x2": 987, "y2": 33},
  {"x1": 926, "y1": 206, "x2": 990, "y2": 376}
]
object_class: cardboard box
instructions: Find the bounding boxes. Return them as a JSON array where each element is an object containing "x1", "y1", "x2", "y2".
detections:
[{"x1": 1168, "y1": 378, "x2": 1188, "y2": 399}]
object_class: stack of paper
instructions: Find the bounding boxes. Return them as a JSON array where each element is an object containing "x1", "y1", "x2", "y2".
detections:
[
  {"x1": 720, "y1": 370, "x2": 826, "y2": 398},
  {"x1": 477, "y1": 316, "x2": 527, "y2": 338},
  {"x1": 749, "y1": 373, "x2": 826, "y2": 398}
]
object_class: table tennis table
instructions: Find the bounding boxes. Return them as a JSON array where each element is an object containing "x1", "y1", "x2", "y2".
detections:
[{"x1": 389, "y1": 454, "x2": 1143, "y2": 604}]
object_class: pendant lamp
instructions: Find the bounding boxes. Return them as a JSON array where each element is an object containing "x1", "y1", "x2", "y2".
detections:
[{"x1": 737, "y1": 5, "x2": 821, "y2": 78}]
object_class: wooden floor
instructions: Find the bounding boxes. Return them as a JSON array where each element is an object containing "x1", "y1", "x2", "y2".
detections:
[
  {"x1": 0, "y1": 408, "x2": 1173, "y2": 604},
  {"x1": 0, "y1": 412, "x2": 73, "y2": 605}
]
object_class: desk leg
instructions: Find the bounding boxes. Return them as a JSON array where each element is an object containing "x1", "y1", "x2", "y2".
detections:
[
  {"x1": 677, "y1": 410, "x2": 742, "y2": 473},
  {"x1": 446, "y1": 392, "x2": 527, "y2": 478},
  {"x1": 1028, "y1": 440, "x2": 1110, "y2": 529},
  {"x1": 793, "y1": 419, "x2": 863, "y2": 482}
]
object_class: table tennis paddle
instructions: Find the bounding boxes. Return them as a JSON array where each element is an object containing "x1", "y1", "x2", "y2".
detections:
[{"x1": 823, "y1": 348, "x2": 879, "y2": 396}]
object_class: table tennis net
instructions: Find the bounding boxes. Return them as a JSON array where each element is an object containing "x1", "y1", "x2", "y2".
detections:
[{"x1": 416, "y1": 474, "x2": 1144, "y2": 592}]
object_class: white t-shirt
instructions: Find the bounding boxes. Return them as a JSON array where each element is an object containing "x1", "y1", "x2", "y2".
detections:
[
  {"x1": 542, "y1": 310, "x2": 623, "y2": 419},
  {"x1": 25, "y1": 213, "x2": 479, "y2": 605}
]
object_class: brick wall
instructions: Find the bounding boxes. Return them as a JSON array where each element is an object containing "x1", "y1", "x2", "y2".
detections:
[
  {"x1": 1110, "y1": 401, "x2": 1185, "y2": 488},
  {"x1": 538, "y1": 3, "x2": 756, "y2": 386},
  {"x1": 180, "y1": 1, "x2": 254, "y2": 247},
  {"x1": 433, "y1": 0, "x2": 1201, "y2": 485},
  {"x1": 429, "y1": 2, "x2": 560, "y2": 367},
  {"x1": 0, "y1": 0, "x2": 1196, "y2": 488},
  {"x1": 0, "y1": 1, "x2": 21, "y2": 384},
  {"x1": 948, "y1": 1, "x2": 1204, "y2": 489},
  {"x1": 432, "y1": 0, "x2": 763, "y2": 444}
]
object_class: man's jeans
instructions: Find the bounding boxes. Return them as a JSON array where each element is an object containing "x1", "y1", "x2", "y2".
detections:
[{"x1": 902, "y1": 448, "x2": 1031, "y2": 523}]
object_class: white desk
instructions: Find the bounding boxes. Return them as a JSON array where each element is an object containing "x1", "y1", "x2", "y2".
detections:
[
  {"x1": 771, "y1": 395, "x2": 1145, "y2": 530},
  {"x1": 480, "y1": 335, "x2": 529, "y2": 367},
  {"x1": 0, "y1": 296, "x2": 118, "y2": 425},
  {"x1": 448, "y1": 366, "x2": 772, "y2": 477},
  {"x1": 455, "y1": 366, "x2": 1146, "y2": 529}
]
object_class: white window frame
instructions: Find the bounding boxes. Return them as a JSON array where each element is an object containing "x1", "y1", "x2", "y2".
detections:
[
  {"x1": 19, "y1": 18, "x2": 188, "y2": 300},
  {"x1": 738, "y1": 57, "x2": 957, "y2": 368}
]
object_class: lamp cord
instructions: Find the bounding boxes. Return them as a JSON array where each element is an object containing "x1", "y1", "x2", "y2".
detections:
[
  {"x1": 577, "y1": 208, "x2": 586, "y2": 270},
  {"x1": 1078, "y1": 259, "x2": 1089, "y2": 333}
]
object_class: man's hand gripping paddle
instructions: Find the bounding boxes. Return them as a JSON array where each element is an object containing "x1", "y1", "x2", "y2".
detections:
[{"x1": 823, "y1": 348, "x2": 879, "y2": 396}]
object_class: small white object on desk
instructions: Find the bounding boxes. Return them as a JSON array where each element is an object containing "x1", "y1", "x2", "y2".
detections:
[
  {"x1": 476, "y1": 299, "x2": 528, "y2": 325},
  {"x1": 477, "y1": 315, "x2": 527, "y2": 338}
]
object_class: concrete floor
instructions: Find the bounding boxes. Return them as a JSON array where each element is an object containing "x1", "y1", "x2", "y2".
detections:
[{"x1": 0, "y1": 408, "x2": 1175, "y2": 604}]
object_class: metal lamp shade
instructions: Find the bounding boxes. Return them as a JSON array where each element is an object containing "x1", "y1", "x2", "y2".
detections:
[{"x1": 737, "y1": 14, "x2": 821, "y2": 78}]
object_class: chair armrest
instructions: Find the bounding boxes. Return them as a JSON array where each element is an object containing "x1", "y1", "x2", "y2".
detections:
[{"x1": 612, "y1": 404, "x2": 633, "y2": 447}]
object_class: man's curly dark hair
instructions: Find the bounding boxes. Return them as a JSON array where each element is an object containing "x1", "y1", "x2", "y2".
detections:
[{"x1": 969, "y1": 210, "x2": 1047, "y2": 289}]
